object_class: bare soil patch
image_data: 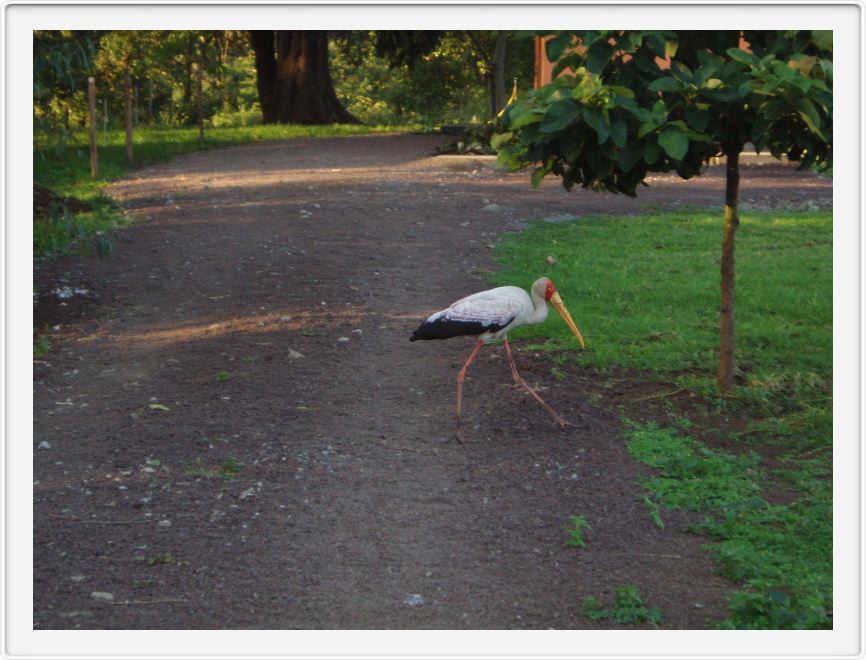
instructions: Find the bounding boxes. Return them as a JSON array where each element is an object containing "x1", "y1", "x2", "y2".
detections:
[{"x1": 33, "y1": 133, "x2": 831, "y2": 629}]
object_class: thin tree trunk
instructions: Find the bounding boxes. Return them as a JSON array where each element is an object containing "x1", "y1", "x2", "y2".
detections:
[
  {"x1": 716, "y1": 148, "x2": 741, "y2": 390},
  {"x1": 182, "y1": 34, "x2": 194, "y2": 118},
  {"x1": 124, "y1": 71, "x2": 134, "y2": 165},
  {"x1": 88, "y1": 77, "x2": 98, "y2": 177},
  {"x1": 493, "y1": 31, "x2": 507, "y2": 114},
  {"x1": 197, "y1": 57, "x2": 204, "y2": 146}
]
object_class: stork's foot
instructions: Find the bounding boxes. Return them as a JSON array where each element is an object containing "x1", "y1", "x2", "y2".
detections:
[
  {"x1": 552, "y1": 410, "x2": 586, "y2": 430},
  {"x1": 454, "y1": 417, "x2": 465, "y2": 444}
]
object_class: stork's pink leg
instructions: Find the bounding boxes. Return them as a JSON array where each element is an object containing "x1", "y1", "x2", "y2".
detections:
[
  {"x1": 502, "y1": 337, "x2": 572, "y2": 429},
  {"x1": 455, "y1": 340, "x2": 484, "y2": 442}
]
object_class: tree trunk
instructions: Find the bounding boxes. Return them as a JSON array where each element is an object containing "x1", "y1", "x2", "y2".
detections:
[
  {"x1": 251, "y1": 30, "x2": 359, "y2": 125},
  {"x1": 182, "y1": 35, "x2": 194, "y2": 113},
  {"x1": 197, "y1": 57, "x2": 204, "y2": 146},
  {"x1": 250, "y1": 31, "x2": 278, "y2": 123},
  {"x1": 88, "y1": 77, "x2": 98, "y2": 177},
  {"x1": 716, "y1": 147, "x2": 741, "y2": 390},
  {"x1": 493, "y1": 31, "x2": 507, "y2": 114},
  {"x1": 124, "y1": 71, "x2": 134, "y2": 165}
]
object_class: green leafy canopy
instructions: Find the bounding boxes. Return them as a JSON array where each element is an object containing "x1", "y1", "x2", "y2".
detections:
[{"x1": 496, "y1": 31, "x2": 832, "y2": 195}]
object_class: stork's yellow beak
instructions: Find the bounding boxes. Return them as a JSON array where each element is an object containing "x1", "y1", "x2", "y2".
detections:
[{"x1": 549, "y1": 291, "x2": 585, "y2": 350}]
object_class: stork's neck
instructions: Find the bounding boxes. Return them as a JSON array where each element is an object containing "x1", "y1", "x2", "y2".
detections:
[{"x1": 528, "y1": 286, "x2": 550, "y2": 325}]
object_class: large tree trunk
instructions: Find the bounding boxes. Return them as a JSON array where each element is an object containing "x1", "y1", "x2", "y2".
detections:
[
  {"x1": 250, "y1": 30, "x2": 358, "y2": 125},
  {"x1": 250, "y1": 31, "x2": 278, "y2": 123},
  {"x1": 716, "y1": 147, "x2": 741, "y2": 390}
]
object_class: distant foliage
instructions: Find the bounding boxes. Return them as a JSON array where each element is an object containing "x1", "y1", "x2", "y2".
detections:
[
  {"x1": 331, "y1": 31, "x2": 533, "y2": 126},
  {"x1": 35, "y1": 30, "x2": 534, "y2": 137},
  {"x1": 33, "y1": 30, "x2": 100, "y2": 140}
]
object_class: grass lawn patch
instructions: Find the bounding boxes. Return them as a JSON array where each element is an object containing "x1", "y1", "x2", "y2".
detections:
[{"x1": 491, "y1": 210, "x2": 832, "y2": 629}]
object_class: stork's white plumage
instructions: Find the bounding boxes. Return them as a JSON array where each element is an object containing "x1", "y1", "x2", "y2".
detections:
[{"x1": 410, "y1": 277, "x2": 585, "y2": 440}]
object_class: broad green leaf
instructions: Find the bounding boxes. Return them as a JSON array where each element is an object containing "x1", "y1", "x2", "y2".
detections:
[
  {"x1": 552, "y1": 52, "x2": 582, "y2": 78},
  {"x1": 672, "y1": 62, "x2": 694, "y2": 83},
  {"x1": 638, "y1": 121, "x2": 657, "y2": 139},
  {"x1": 665, "y1": 39, "x2": 679, "y2": 58},
  {"x1": 586, "y1": 41, "x2": 615, "y2": 73},
  {"x1": 648, "y1": 77, "x2": 680, "y2": 93},
  {"x1": 510, "y1": 108, "x2": 545, "y2": 129},
  {"x1": 684, "y1": 105, "x2": 709, "y2": 131},
  {"x1": 560, "y1": 135, "x2": 585, "y2": 162},
  {"x1": 610, "y1": 118, "x2": 628, "y2": 148},
  {"x1": 496, "y1": 144, "x2": 526, "y2": 172},
  {"x1": 489, "y1": 131, "x2": 513, "y2": 150},
  {"x1": 616, "y1": 141, "x2": 642, "y2": 172},
  {"x1": 608, "y1": 85, "x2": 635, "y2": 99},
  {"x1": 658, "y1": 127, "x2": 688, "y2": 160},
  {"x1": 531, "y1": 165, "x2": 549, "y2": 188},
  {"x1": 651, "y1": 99, "x2": 668, "y2": 122},
  {"x1": 540, "y1": 100, "x2": 579, "y2": 134},
  {"x1": 726, "y1": 47, "x2": 759, "y2": 67},
  {"x1": 642, "y1": 141, "x2": 662, "y2": 164},
  {"x1": 645, "y1": 33, "x2": 667, "y2": 58},
  {"x1": 583, "y1": 108, "x2": 610, "y2": 144},
  {"x1": 789, "y1": 53, "x2": 817, "y2": 76},
  {"x1": 790, "y1": 75, "x2": 814, "y2": 94},
  {"x1": 812, "y1": 30, "x2": 832, "y2": 51},
  {"x1": 546, "y1": 33, "x2": 573, "y2": 62},
  {"x1": 686, "y1": 129, "x2": 711, "y2": 142},
  {"x1": 797, "y1": 98, "x2": 826, "y2": 139}
]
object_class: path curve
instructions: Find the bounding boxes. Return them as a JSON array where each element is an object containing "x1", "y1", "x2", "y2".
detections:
[{"x1": 33, "y1": 134, "x2": 831, "y2": 629}]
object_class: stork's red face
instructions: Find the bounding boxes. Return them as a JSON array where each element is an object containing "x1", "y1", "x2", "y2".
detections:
[{"x1": 544, "y1": 279, "x2": 557, "y2": 301}]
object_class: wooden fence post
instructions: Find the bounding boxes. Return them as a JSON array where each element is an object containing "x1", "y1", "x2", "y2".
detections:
[
  {"x1": 125, "y1": 71, "x2": 134, "y2": 165},
  {"x1": 88, "y1": 77, "x2": 98, "y2": 178},
  {"x1": 197, "y1": 59, "x2": 204, "y2": 147}
]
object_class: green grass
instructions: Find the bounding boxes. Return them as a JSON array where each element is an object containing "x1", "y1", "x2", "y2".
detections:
[
  {"x1": 491, "y1": 210, "x2": 832, "y2": 629},
  {"x1": 185, "y1": 457, "x2": 242, "y2": 480},
  {"x1": 490, "y1": 211, "x2": 831, "y2": 377},
  {"x1": 625, "y1": 421, "x2": 831, "y2": 629},
  {"x1": 33, "y1": 331, "x2": 52, "y2": 358},
  {"x1": 564, "y1": 514, "x2": 592, "y2": 548},
  {"x1": 490, "y1": 210, "x2": 831, "y2": 453},
  {"x1": 33, "y1": 123, "x2": 418, "y2": 257},
  {"x1": 582, "y1": 586, "x2": 662, "y2": 627}
]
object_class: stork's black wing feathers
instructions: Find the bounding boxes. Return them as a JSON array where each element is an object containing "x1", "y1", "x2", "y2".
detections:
[{"x1": 409, "y1": 315, "x2": 514, "y2": 341}]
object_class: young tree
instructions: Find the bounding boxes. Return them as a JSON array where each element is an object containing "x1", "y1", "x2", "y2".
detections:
[
  {"x1": 495, "y1": 30, "x2": 832, "y2": 390},
  {"x1": 249, "y1": 30, "x2": 358, "y2": 124}
]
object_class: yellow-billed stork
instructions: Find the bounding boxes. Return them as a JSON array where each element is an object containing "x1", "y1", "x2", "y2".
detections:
[{"x1": 410, "y1": 277, "x2": 585, "y2": 439}]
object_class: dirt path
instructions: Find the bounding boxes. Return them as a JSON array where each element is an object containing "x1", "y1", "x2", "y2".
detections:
[{"x1": 33, "y1": 134, "x2": 831, "y2": 629}]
